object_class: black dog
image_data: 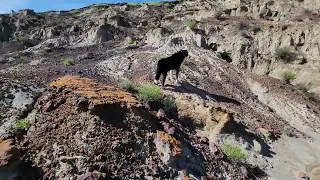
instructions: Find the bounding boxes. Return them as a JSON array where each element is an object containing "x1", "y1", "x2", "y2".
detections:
[{"x1": 153, "y1": 50, "x2": 189, "y2": 87}]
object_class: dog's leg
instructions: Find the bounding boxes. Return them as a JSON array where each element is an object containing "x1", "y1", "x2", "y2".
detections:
[
  {"x1": 175, "y1": 68, "x2": 180, "y2": 85},
  {"x1": 162, "y1": 71, "x2": 168, "y2": 88},
  {"x1": 153, "y1": 65, "x2": 161, "y2": 85}
]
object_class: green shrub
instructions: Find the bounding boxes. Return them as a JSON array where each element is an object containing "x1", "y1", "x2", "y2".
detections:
[
  {"x1": 187, "y1": 20, "x2": 197, "y2": 30},
  {"x1": 70, "y1": 9, "x2": 81, "y2": 14},
  {"x1": 63, "y1": 58, "x2": 74, "y2": 66},
  {"x1": 19, "y1": 56, "x2": 25, "y2": 61},
  {"x1": 275, "y1": 47, "x2": 295, "y2": 62},
  {"x1": 282, "y1": 71, "x2": 296, "y2": 83},
  {"x1": 12, "y1": 119, "x2": 30, "y2": 131},
  {"x1": 221, "y1": 143, "x2": 249, "y2": 162},
  {"x1": 161, "y1": 96, "x2": 176, "y2": 112},
  {"x1": 17, "y1": 64, "x2": 23, "y2": 67},
  {"x1": 127, "y1": 39, "x2": 134, "y2": 45},
  {"x1": 40, "y1": 57, "x2": 48, "y2": 61},
  {"x1": 138, "y1": 84, "x2": 163, "y2": 102},
  {"x1": 120, "y1": 80, "x2": 136, "y2": 91}
]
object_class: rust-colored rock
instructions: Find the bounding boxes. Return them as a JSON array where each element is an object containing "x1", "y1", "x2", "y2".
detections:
[
  {"x1": 0, "y1": 136, "x2": 20, "y2": 166},
  {"x1": 50, "y1": 75, "x2": 141, "y2": 108},
  {"x1": 156, "y1": 130, "x2": 182, "y2": 157}
]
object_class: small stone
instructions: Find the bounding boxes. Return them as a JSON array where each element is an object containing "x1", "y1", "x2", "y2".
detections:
[
  {"x1": 156, "y1": 108, "x2": 165, "y2": 119},
  {"x1": 144, "y1": 102, "x2": 150, "y2": 110},
  {"x1": 297, "y1": 171, "x2": 307, "y2": 179},
  {"x1": 257, "y1": 127, "x2": 271, "y2": 139},
  {"x1": 43, "y1": 101, "x2": 54, "y2": 112},
  {"x1": 200, "y1": 137, "x2": 208, "y2": 144}
]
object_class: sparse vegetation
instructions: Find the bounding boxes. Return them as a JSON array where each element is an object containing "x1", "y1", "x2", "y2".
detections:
[
  {"x1": 275, "y1": 47, "x2": 295, "y2": 62},
  {"x1": 138, "y1": 84, "x2": 163, "y2": 102},
  {"x1": 63, "y1": 58, "x2": 74, "y2": 66},
  {"x1": 281, "y1": 71, "x2": 296, "y2": 83},
  {"x1": 92, "y1": 3, "x2": 109, "y2": 8},
  {"x1": 70, "y1": 9, "x2": 81, "y2": 14},
  {"x1": 40, "y1": 57, "x2": 48, "y2": 61},
  {"x1": 127, "y1": 39, "x2": 134, "y2": 45},
  {"x1": 17, "y1": 63, "x2": 23, "y2": 67},
  {"x1": 12, "y1": 119, "x2": 30, "y2": 131},
  {"x1": 296, "y1": 83, "x2": 320, "y2": 103},
  {"x1": 221, "y1": 143, "x2": 249, "y2": 162},
  {"x1": 15, "y1": 35, "x2": 26, "y2": 41},
  {"x1": 120, "y1": 80, "x2": 136, "y2": 92},
  {"x1": 19, "y1": 56, "x2": 25, "y2": 61},
  {"x1": 187, "y1": 20, "x2": 197, "y2": 30},
  {"x1": 161, "y1": 96, "x2": 177, "y2": 112}
]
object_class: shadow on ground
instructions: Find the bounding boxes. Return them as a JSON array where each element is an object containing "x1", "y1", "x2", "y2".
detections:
[
  {"x1": 221, "y1": 119, "x2": 276, "y2": 158},
  {"x1": 167, "y1": 81, "x2": 241, "y2": 105}
]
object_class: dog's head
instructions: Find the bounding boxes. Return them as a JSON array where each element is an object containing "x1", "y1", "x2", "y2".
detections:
[{"x1": 180, "y1": 50, "x2": 189, "y2": 58}]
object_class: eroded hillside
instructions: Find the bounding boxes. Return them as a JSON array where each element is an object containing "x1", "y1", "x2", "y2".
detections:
[{"x1": 0, "y1": 0, "x2": 320, "y2": 179}]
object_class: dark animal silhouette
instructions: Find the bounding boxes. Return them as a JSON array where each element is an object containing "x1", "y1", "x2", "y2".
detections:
[{"x1": 153, "y1": 50, "x2": 189, "y2": 87}]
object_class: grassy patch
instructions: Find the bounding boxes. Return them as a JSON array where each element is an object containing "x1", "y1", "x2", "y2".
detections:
[
  {"x1": 281, "y1": 71, "x2": 296, "y2": 83},
  {"x1": 221, "y1": 143, "x2": 249, "y2": 162},
  {"x1": 70, "y1": 9, "x2": 81, "y2": 14},
  {"x1": 63, "y1": 58, "x2": 74, "y2": 66},
  {"x1": 187, "y1": 20, "x2": 197, "y2": 30},
  {"x1": 275, "y1": 47, "x2": 295, "y2": 62},
  {"x1": 120, "y1": 80, "x2": 136, "y2": 92},
  {"x1": 15, "y1": 35, "x2": 26, "y2": 41},
  {"x1": 19, "y1": 56, "x2": 25, "y2": 61},
  {"x1": 40, "y1": 57, "x2": 48, "y2": 61},
  {"x1": 12, "y1": 119, "x2": 30, "y2": 131},
  {"x1": 17, "y1": 64, "x2": 23, "y2": 67},
  {"x1": 161, "y1": 96, "x2": 176, "y2": 112},
  {"x1": 138, "y1": 84, "x2": 163, "y2": 102}
]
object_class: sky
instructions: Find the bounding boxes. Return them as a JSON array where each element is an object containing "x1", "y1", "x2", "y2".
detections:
[{"x1": 0, "y1": 0, "x2": 171, "y2": 14}]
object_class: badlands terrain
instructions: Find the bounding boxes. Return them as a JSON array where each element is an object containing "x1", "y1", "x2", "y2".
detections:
[{"x1": 0, "y1": 0, "x2": 320, "y2": 179}]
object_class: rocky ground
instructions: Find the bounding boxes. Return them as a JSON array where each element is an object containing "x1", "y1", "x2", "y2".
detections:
[{"x1": 0, "y1": 0, "x2": 320, "y2": 179}]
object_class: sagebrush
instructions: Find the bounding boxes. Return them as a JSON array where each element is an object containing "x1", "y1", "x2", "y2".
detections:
[
  {"x1": 282, "y1": 71, "x2": 296, "y2": 83},
  {"x1": 161, "y1": 96, "x2": 176, "y2": 112},
  {"x1": 12, "y1": 119, "x2": 30, "y2": 131},
  {"x1": 221, "y1": 143, "x2": 249, "y2": 162},
  {"x1": 276, "y1": 47, "x2": 295, "y2": 62},
  {"x1": 63, "y1": 58, "x2": 74, "y2": 66},
  {"x1": 70, "y1": 9, "x2": 81, "y2": 14},
  {"x1": 138, "y1": 84, "x2": 163, "y2": 102},
  {"x1": 187, "y1": 20, "x2": 197, "y2": 30},
  {"x1": 120, "y1": 80, "x2": 136, "y2": 91}
]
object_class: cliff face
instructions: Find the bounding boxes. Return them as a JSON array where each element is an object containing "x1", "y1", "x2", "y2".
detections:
[{"x1": 0, "y1": 0, "x2": 320, "y2": 180}]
